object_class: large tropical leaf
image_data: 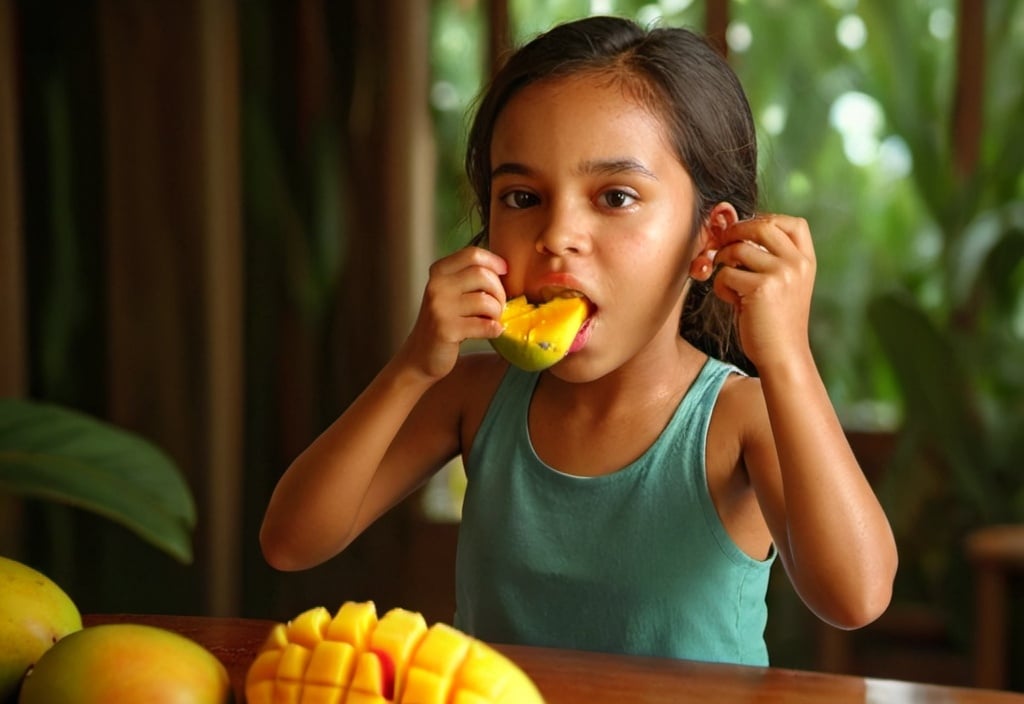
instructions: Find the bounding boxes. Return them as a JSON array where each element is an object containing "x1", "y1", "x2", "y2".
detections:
[
  {"x1": 0, "y1": 399, "x2": 196, "y2": 563},
  {"x1": 867, "y1": 292, "x2": 999, "y2": 521}
]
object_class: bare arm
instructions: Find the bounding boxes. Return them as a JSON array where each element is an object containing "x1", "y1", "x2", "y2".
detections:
[
  {"x1": 260, "y1": 359, "x2": 453, "y2": 571},
  {"x1": 742, "y1": 361, "x2": 897, "y2": 629},
  {"x1": 260, "y1": 247, "x2": 508, "y2": 571},
  {"x1": 713, "y1": 214, "x2": 898, "y2": 629}
]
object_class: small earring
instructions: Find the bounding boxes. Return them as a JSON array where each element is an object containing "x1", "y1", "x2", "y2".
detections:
[{"x1": 691, "y1": 257, "x2": 712, "y2": 281}]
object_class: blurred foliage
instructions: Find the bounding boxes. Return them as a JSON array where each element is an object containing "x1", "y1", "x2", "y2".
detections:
[
  {"x1": 430, "y1": 0, "x2": 1024, "y2": 670},
  {"x1": 430, "y1": 0, "x2": 486, "y2": 255},
  {"x1": 430, "y1": 0, "x2": 1021, "y2": 418}
]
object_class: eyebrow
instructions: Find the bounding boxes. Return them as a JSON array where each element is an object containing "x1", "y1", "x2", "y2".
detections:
[{"x1": 490, "y1": 158, "x2": 658, "y2": 181}]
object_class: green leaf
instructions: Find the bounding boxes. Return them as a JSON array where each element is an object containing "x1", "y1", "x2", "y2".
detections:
[
  {"x1": 867, "y1": 292, "x2": 999, "y2": 521},
  {"x1": 0, "y1": 399, "x2": 196, "y2": 563},
  {"x1": 982, "y1": 227, "x2": 1024, "y2": 311}
]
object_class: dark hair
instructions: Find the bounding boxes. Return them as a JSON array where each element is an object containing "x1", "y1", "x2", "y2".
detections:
[{"x1": 465, "y1": 16, "x2": 759, "y2": 372}]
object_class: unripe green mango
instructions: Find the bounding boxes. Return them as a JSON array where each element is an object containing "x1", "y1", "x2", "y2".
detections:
[
  {"x1": 0, "y1": 556, "x2": 82, "y2": 703},
  {"x1": 490, "y1": 295, "x2": 589, "y2": 371},
  {"x1": 18, "y1": 623, "x2": 232, "y2": 704}
]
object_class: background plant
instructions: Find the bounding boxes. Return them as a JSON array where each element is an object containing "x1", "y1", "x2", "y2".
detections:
[{"x1": 430, "y1": 0, "x2": 1024, "y2": 674}]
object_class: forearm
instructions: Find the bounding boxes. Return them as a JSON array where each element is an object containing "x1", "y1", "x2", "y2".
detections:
[
  {"x1": 259, "y1": 358, "x2": 438, "y2": 571},
  {"x1": 758, "y1": 351, "x2": 898, "y2": 628}
]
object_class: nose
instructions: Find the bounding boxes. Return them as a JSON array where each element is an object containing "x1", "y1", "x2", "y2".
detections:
[{"x1": 535, "y1": 201, "x2": 592, "y2": 257}]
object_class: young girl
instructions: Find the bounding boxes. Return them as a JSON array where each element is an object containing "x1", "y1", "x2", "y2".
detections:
[{"x1": 260, "y1": 15, "x2": 898, "y2": 666}]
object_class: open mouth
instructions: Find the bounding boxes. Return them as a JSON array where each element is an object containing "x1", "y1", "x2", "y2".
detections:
[{"x1": 535, "y1": 288, "x2": 595, "y2": 355}]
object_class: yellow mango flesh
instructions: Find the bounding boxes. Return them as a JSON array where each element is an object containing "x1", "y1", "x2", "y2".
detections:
[
  {"x1": 490, "y1": 296, "x2": 588, "y2": 371},
  {"x1": 0, "y1": 556, "x2": 82, "y2": 702},
  {"x1": 17, "y1": 623, "x2": 231, "y2": 703},
  {"x1": 245, "y1": 601, "x2": 544, "y2": 704}
]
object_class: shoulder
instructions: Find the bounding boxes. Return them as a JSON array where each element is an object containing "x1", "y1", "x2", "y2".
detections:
[
  {"x1": 432, "y1": 350, "x2": 510, "y2": 441},
  {"x1": 711, "y1": 371, "x2": 787, "y2": 496},
  {"x1": 716, "y1": 372, "x2": 766, "y2": 423},
  {"x1": 446, "y1": 349, "x2": 509, "y2": 392},
  {"x1": 709, "y1": 371, "x2": 771, "y2": 460}
]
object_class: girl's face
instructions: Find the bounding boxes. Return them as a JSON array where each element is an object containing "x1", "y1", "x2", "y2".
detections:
[{"x1": 488, "y1": 73, "x2": 704, "y2": 378}]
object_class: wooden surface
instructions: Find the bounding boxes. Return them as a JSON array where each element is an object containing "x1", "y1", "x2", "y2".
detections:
[
  {"x1": 966, "y1": 524, "x2": 1024, "y2": 690},
  {"x1": 84, "y1": 613, "x2": 1024, "y2": 703}
]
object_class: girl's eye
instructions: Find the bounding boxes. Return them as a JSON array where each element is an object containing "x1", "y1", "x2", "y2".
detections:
[
  {"x1": 499, "y1": 190, "x2": 539, "y2": 209},
  {"x1": 600, "y1": 189, "x2": 637, "y2": 209}
]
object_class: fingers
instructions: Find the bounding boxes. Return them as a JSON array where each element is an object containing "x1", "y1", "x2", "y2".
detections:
[
  {"x1": 421, "y1": 246, "x2": 509, "y2": 341},
  {"x1": 707, "y1": 214, "x2": 818, "y2": 369},
  {"x1": 714, "y1": 214, "x2": 815, "y2": 271},
  {"x1": 430, "y1": 245, "x2": 508, "y2": 279}
]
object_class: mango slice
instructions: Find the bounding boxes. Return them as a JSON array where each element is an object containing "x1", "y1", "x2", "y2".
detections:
[
  {"x1": 245, "y1": 601, "x2": 544, "y2": 704},
  {"x1": 490, "y1": 295, "x2": 588, "y2": 371}
]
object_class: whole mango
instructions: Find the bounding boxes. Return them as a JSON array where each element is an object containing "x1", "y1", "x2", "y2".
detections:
[
  {"x1": 490, "y1": 295, "x2": 589, "y2": 371},
  {"x1": 0, "y1": 555, "x2": 82, "y2": 702},
  {"x1": 18, "y1": 623, "x2": 231, "y2": 704},
  {"x1": 246, "y1": 600, "x2": 544, "y2": 704}
]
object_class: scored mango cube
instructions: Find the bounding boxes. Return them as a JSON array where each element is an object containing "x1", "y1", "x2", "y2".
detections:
[
  {"x1": 245, "y1": 601, "x2": 544, "y2": 704},
  {"x1": 327, "y1": 601, "x2": 378, "y2": 650},
  {"x1": 402, "y1": 667, "x2": 447, "y2": 704},
  {"x1": 306, "y1": 641, "x2": 357, "y2": 687},
  {"x1": 349, "y1": 650, "x2": 387, "y2": 697},
  {"x1": 287, "y1": 607, "x2": 332, "y2": 649},
  {"x1": 410, "y1": 624, "x2": 470, "y2": 681}
]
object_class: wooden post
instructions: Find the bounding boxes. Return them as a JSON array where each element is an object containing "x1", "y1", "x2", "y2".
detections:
[
  {"x1": 705, "y1": 0, "x2": 730, "y2": 58},
  {"x1": 0, "y1": 0, "x2": 26, "y2": 399},
  {"x1": 98, "y1": 0, "x2": 243, "y2": 615},
  {"x1": 0, "y1": 0, "x2": 26, "y2": 558},
  {"x1": 487, "y1": 0, "x2": 511, "y2": 76},
  {"x1": 383, "y1": 0, "x2": 435, "y2": 351},
  {"x1": 196, "y1": 0, "x2": 244, "y2": 617},
  {"x1": 951, "y1": 0, "x2": 984, "y2": 180}
]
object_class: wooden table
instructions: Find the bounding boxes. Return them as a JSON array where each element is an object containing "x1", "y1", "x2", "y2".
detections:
[{"x1": 85, "y1": 614, "x2": 1024, "y2": 703}]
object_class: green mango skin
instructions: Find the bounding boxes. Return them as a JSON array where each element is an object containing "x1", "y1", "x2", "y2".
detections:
[
  {"x1": 18, "y1": 623, "x2": 232, "y2": 704},
  {"x1": 0, "y1": 556, "x2": 82, "y2": 703}
]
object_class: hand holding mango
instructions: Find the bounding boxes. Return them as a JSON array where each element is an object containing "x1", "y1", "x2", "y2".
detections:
[
  {"x1": 490, "y1": 295, "x2": 590, "y2": 371},
  {"x1": 246, "y1": 601, "x2": 544, "y2": 704}
]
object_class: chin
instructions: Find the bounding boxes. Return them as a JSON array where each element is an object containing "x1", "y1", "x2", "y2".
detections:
[{"x1": 546, "y1": 353, "x2": 608, "y2": 384}]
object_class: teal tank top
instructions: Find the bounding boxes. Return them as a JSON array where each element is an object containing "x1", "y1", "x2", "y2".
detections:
[{"x1": 454, "y1": 357, "x2": 775, "y2": 665}]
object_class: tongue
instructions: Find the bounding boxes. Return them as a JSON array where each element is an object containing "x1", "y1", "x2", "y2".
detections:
[{"x1": 568, "y1": 317, "x2": 592, "y2": 354}]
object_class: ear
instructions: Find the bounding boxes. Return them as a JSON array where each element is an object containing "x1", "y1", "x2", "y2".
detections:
[{"x1": 689, "y1": 202, "x2": 739, "y2": 281}]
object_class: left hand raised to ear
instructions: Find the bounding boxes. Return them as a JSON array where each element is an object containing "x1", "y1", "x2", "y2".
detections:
[{"x1": 711, "y1": 214, "x2": 817, "y2": 372}]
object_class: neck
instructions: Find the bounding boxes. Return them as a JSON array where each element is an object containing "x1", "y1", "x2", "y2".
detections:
[{"x1": 541, "y1": 334, "x2": 707, "y2": 419}]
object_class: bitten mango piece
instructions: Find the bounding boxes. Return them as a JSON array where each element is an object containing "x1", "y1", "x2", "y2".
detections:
[
  {"x1": 245, "y1": 601, "x2": 544, "y2": 704},
  {"x1": 490, "y1": 295, "x2": 588, "y2": 371}
]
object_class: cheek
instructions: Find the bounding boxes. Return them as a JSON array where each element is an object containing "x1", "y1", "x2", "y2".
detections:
[{"x1": 486, "y1": 239, "x2": 529, "y2": 294}]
